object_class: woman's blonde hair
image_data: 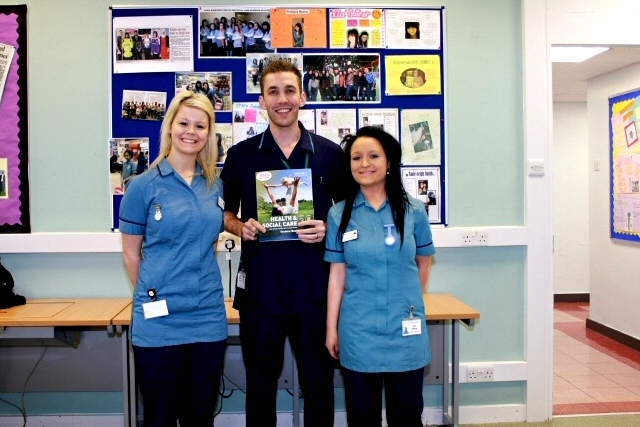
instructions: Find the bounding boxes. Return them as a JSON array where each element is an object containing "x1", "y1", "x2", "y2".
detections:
[{"x1": 150, "y1": 90, "x2": 218, "y2": 187}]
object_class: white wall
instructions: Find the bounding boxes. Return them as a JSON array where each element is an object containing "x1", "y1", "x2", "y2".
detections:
[
  {"x1": 548, "y1": 0, "x2": 640, "y2": 339},
  {"x1": 552, "y1": 103, "x2": 590, "y2": 295},
  {"x1": 588, "y1": 65, "x2": 640, "y2": 339}
]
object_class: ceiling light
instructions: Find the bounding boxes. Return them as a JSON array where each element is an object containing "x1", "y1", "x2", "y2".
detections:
[{"x1": 550, "y1": 46, "x2": 610, "y2": 63}]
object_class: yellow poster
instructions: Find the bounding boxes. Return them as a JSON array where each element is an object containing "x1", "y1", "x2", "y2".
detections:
[
  {"x1": 271, "y1": 8, "x2": 327, "y2": 48},
  {"x1": 384, "y1": 55, "x2": 441, "y2": 96}
]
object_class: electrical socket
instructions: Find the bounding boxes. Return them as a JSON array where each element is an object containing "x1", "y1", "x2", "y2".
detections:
[
  {"x1": 460, "y1": 229, "x2": 489, "y2": 246},
  {"x1": 467, "y1": 365, "x2": 494, "y2": 382}
]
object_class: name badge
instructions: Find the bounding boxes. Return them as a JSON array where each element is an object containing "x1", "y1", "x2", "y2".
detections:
[
  {"x1": 342, "y1": 230, "x2": 358, "y2": 242},
  {"x1": 218, "y1": 196, "x2": 225, "y2": 210},
  {"x1": 402, "y1": 318, "x2": 422, "y2": 336},
  {"x1": 142, "y1": 300, "x2": 169, "y2": 319},
  {"x1": 236, "y1": 270, "x2": 246, "y2": 289}
]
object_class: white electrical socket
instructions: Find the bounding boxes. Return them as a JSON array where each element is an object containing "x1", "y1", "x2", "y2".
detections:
[
  {"x1": 467, "y1": 365, "x2": 494, "y2": 382},
  {"x1": 460, "y1": 229, "x2": 489, "y2": 246}
]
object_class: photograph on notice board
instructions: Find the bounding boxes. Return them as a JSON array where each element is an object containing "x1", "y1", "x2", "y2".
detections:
[
  {"x1": 384, "y1": 9, "x2": 441, "y2": 49},
  {"x1": 385, "y1": 55, "x2": 441, "y2": 96},
  {"x1": 121, "y1": 90, "x2": 167, "y2": 121},
  {"x1": 298, "y1": 109, "x2": 316, "y2": 134},
  {"x1": 401, "y1": 166, "x2": 441, "y2": 223},
  {"x1": 315, "y1": 109, "x2": 357, "y2": 143},
  {"x1": 109, "y1": 138, "x2": 150, "y2": 195},
  {"x1": 175, "y1": 72, "x2": 232, "y2": 111},
  {"x1": 199, "y1": 7, "x2": 274, "y2": 57},
  {"x1": 245, "y1": 53, "x2": 303, "y2": 94},
  {"x1": 358, "y1": 108, "x2": 399, "y2": 139},
  {"x1": 215, "y1": 123, "x2": 233, "y2": 164},
  {"x1": 400, "y1": 109, "x2": 441, "y2": 166},
  {"x1": 271, "y1": 8, "x2": 328, "y2": 49},
  {"x1": 0, "y1": 158, "x2": 8, "y2": 199},
  {"x1": 113, "y1": 15, "x2": 193, "y2": 73},
  {"x1": 302, "y1": 54, "x2": 381, "y2": 103},
  {"x1": 328, "y1": 8, "x2": 385, "y2": 49},
  {"x1": 232, "y1": 102, "x2": 269, "y2": 145}
]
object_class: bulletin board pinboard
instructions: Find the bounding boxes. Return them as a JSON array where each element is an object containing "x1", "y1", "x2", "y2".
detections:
[
  {"x1": 109, "y1": 5, "x2": 448, "y2": 230},
  {"x1": 0, "y1": 5, "x2": 30, "y2": 234},
  {"x1": 609, "y1": 89, "x2": 640, "y2": 243}
]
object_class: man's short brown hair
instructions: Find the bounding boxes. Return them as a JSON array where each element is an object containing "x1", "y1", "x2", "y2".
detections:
[{"x1": 260, "y1": 59, "x2": 303, "y2": 94}]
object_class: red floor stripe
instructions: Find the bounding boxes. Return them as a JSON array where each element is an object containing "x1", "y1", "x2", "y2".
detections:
[
  {"x1": 554, "y1": 402, "x2": 612, "y2": 416},
  {"x1": 554, "y1": 303, "x2": 640, "y2": 416},
  {"x1": 555, "y1": 321, "x2": 640, "y2": 369}
]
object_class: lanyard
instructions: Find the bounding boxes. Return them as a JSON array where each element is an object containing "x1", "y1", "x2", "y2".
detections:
[{"x1": 281, "y1": 152, "x2": 310, "y2": 170}]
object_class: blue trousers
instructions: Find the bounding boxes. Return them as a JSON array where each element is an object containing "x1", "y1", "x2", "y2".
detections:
[
  {"x1": 342, "y1": 366, "x2": 425, "y2": 427},
  {"x1": 133, "y1": 340, "x2": 226, "y2": 427},
  {"x1": 239, "y1": 310, "x2": 335, "y2": 427}
]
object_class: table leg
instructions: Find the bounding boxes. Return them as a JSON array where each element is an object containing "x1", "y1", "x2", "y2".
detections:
[
  {"x1": 442, "y1": 320, "x2": 452, "y2": 426},
  {"x1": 452, "y1": 319, "x2": 460, "y2": 427},
  {"x1": 119, "y1": 327, "x2": 136, "y2": 427}
]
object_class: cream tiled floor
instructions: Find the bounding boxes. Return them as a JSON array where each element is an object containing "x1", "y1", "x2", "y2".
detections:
[{"x1": 553, "y1": 302, "x2": 640, "y2": 415}]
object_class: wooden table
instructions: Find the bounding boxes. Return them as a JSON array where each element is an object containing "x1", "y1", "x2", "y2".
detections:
[
  {"x1": 0, "y1": 298, "x2": 133, "y2": 425},
  {"x1": 224, "y1": 293, "x2": 479, "y2": 427},
  {"x1": 425, "y1": 293, "x2": 480, "y2": 426},
  {"x1": 0, "y1": 298, "x2": 131, "y2": 327},
  {"x1": 0, "y1": 294, "x2": 478, "y2": 427}
]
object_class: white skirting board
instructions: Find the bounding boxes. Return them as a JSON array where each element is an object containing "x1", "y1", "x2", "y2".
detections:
[{"x1": 0, "y1": 405, "x2": 528, "y2": 427}]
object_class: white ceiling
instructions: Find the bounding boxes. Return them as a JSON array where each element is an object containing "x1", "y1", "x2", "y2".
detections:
[{"x1": 552, "y1": 46, "x2": 640, "y2": 102}]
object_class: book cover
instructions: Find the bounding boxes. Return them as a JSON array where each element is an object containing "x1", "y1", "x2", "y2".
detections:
[{"x1": 255, "y1": 168, "x2": 314, "y2": 242}]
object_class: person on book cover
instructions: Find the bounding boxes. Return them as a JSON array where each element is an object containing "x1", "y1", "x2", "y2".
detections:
[
  {"x1": 220, "y1": 59, "x2": 349, "y2": 427},
  {"x1": 264, "y1": 176, "x2": 304, "y2": 215}
]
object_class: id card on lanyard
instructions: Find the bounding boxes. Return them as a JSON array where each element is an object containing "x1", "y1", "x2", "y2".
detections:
[{"x1": 402, "y1": 304, "x2": 422, "y2": 336}]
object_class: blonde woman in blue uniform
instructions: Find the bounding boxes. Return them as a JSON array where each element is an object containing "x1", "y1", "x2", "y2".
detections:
[
  {"x1": 119, "y1": 90, "x2": 227, "y2": 426},
  {"x1": 325, "y1": 126, "x2": 435, "y2": 426}
]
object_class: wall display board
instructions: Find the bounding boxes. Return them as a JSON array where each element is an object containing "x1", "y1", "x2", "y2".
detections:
[
  {"x1": 609, "y1": 89, "x2": 640, "y2": 243},
  {"x1": 0, "y1": 5, "x2": 30, "y2": 234},
  {"x1": 110, "y1": 5, "x2": 447, "y2": 231}
]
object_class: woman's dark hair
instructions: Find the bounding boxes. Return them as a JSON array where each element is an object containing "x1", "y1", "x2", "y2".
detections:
[{"x1": 338, "y1": 126, "x2": 409, "y2": 246}]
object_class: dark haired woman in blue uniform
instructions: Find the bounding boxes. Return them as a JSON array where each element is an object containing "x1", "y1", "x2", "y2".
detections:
[{"x1": 325, "y1": 126, "x2": 435, "y2": 427}]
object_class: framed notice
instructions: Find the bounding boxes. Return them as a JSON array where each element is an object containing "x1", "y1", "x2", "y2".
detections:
[
  {"x1": 609, "y1": 89, "x2": 640, "y2": 243},
  {"x1": 0, "y1": 5, "x2": 30, "y2": 233}
]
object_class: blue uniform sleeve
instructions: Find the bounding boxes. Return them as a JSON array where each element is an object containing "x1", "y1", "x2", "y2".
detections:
[
  {"x1": 324, "y1": 203, "x2": 345, "y2": 263},
  {"x1": 118, "y1": 178, "x2": 147, "y2": 235},
  {"x1": 412, "y1": 199, "x2": 436, "y2": 256}
]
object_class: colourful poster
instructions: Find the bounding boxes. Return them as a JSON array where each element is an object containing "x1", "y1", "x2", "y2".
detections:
[
  {"x1": 271, "y1": 8, "x2": 327, "y2": 48},
  {"x1": 609, "y1": 93, "x2": 640, "y2": 241},
  {"x1": 384, "y1": 55, "x2": 441, "y2": 96},
  {"x1": 328, "y1": 8, "x2": 385, "y2": 49}
]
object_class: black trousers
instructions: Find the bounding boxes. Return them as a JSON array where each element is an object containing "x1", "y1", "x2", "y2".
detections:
[
  {"x1": 133, "y1": 340, "x2": 226, "y2": 427},
  {"x1": 342, "y1": 366, "x2": 426, "y2": 427},
  {"x1": 239, "y1": 310, "x2": 335, "y2": 427}
]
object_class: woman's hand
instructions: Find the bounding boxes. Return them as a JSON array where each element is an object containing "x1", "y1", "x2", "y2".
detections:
[{"x1": 326, "y1": 327, "x2": 340, "y2": 359}]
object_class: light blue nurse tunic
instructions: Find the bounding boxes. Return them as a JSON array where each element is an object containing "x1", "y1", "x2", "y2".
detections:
[
  {"x1": 324, "y1": 191, "x2": 435, "y2": 372},
  {"x1": 119, "y1": 159, "x2": 228, "y2": 348}
]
